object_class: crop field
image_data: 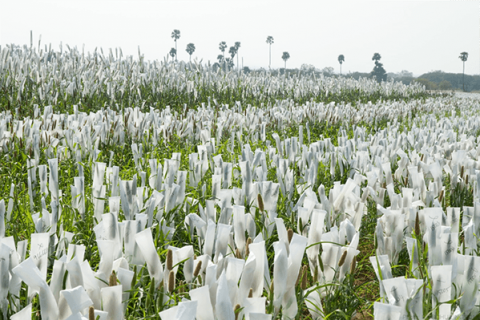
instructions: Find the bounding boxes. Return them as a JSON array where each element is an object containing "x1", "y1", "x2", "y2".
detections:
[{"x1": 1, "y1": 44, "x2": 480, "y2": 320}]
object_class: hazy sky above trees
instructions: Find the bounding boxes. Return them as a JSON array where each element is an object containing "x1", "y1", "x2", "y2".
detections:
[{"x1": 1, "y1": 0, "x2": 478, "y2": 75}]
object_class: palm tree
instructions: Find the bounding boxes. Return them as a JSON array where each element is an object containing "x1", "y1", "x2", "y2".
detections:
[
  {"x1": 225, "y1": 58, "x2": 234, "y2": 70},
  {"x1": 171, "y1": 30, "x2": 181, "y2": 61},
  {"x1": 266, "y1": 36, "x2": 274, "y2": 68},
  {"x1": 219, "y1": 41, "x2": 227, "y2": 70},
  {"x1": 212, "y1": 62, "x2": 221, "y2": 72},
  {"x1": 219, "y1": 42, "x2": 227, "y2": 57},
  {"x1": 371, "y1": 53, "x2": 386, "y2": 83},
  {"x1": 229, "y1": 46, "x2": 236, "y2": 59},
  {"x1": 169, "y1": 48, "x2": 176, "y2": 61},
  {"x1": 234, "y1": 42, "x2": 241, "y2": 71},
  {"x1": 372, "y1": 53, "x2": 381, "y2": 62},
  {"x1": 338, "y1": 54, "x2": 345, "y2": 75},
  {"x1": 282, "y1": 51, "x2": 290, "y2": 71},
  {"x1": 186, "y1": 43, "x2": 195, "y2": 63},
  {"x1": 459, "y1": 52, "x2": 468, "y2": 91},
  {"x1": 227, "y1": 46, "x2": 237, "y2": 71}
]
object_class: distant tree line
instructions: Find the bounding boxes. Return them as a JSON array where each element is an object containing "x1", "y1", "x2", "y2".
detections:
[
  {"x1": 166, "y1": 30, "x2": 473, "y2": 91},
  {"x1": 414, "y1": 71, "x2": 480, "y2": 92},
  {"x1": 168, "y1": 31, "x2": 292, "y2": 72}
]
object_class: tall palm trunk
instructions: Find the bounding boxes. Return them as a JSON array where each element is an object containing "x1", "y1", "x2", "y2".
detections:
[
  {"x1": 269, "y1": 45, "x2": 271, "y2": 69},
  {"x1": 463, "y1": 61, "x2": 465, "y2": 91},
  {"x1": 175, "y1": 40, "x2": 177, "y2": 61}
]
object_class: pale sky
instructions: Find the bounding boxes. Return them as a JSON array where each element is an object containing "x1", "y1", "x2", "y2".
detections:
[{"x1": 1, "y1": 0, "x2": 478, "y2": 76}]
